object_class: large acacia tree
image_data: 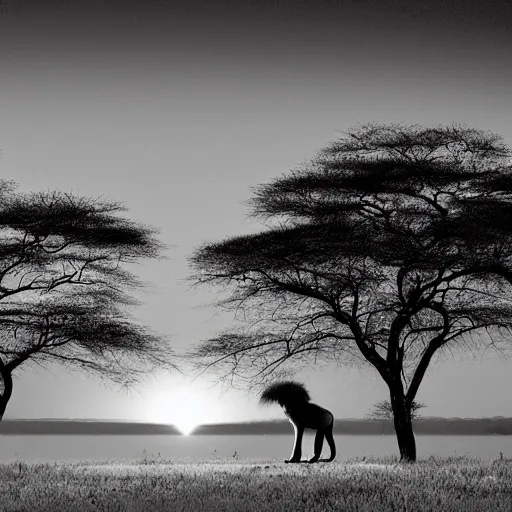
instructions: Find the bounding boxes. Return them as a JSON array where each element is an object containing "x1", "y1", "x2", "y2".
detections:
[
  {"x1": 0, "y1": 185, "x2": 175, "y2": 419},
  {"x1": 190, "y1": 123, "x2": 512, "y2": 462}
]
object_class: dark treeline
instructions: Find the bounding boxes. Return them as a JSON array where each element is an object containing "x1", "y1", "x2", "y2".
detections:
[
  {"x1": 3, "y1": 418, "x2": 512, "y2": 435},
  {"x1": 195, "y1": 418, "x2": 512, "y2": 436}
]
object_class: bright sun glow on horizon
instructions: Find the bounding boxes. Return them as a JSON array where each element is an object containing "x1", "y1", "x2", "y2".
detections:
[{"x1": 146, "y1": 384, "x2": 224, "y2": 436}]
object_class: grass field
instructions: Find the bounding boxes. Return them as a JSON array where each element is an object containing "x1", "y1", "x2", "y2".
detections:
[{"x1": 1, "y1": 454, "x2": 512, "y2": 512}]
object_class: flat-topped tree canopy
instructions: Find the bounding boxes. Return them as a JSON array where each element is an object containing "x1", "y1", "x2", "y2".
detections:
[
  {"x1": 0, "y1": 191, "x2": 165, "y2": 262},
  {"x1": 189, "y1": 123, "x2": 512, "y2": 462},
  {"x1": 250, "y1": 124, "x2": 509, "y2": 218}
]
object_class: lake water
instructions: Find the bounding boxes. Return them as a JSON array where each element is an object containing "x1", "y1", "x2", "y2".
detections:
[{"x1": 1, "y1": 434, "x2": 511, "y2": 462}]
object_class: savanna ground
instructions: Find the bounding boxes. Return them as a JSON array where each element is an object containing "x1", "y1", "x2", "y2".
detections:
[{"x1": 1, "y1": 454, "x2": 512, "y2": 512}]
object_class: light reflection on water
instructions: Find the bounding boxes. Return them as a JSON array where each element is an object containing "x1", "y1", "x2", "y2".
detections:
[{"x1": 0, "y1": 434, "x2": 511, "y2": 462}]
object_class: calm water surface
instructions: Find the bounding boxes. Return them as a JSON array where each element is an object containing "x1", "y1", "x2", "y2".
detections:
[{"x1": 1, "y1": 434, "x2": 511, "y2": 462}]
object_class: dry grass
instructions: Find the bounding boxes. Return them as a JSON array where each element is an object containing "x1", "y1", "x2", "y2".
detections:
[{"x1": 1, "y1": 454, "x2": 512, "y2": 511}]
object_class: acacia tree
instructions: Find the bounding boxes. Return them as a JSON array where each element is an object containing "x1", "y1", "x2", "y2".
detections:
[
  {"x1": 0, "y1": 186, "x2": 175, "y2": 419},
  {"x1": 189, "y1": 123, "x2": 512, "y2": 462}
]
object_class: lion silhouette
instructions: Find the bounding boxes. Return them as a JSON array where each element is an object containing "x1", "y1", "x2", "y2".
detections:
[{"x1": 260, "y1": 381, "x2": 336, "y2": 463}]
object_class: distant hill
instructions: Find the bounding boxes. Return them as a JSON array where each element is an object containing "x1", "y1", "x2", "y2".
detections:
[
  {"x1": 2, "y1": 417, "x2": 512, "y2": 435},
  {"x1": 0, "y1": 420, "x2": 181, "y2": 435}
]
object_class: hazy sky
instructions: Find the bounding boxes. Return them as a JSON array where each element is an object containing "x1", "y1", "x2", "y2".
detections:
[{"x1": 0, "y1": 0, "x2": 511, "y2": 427}]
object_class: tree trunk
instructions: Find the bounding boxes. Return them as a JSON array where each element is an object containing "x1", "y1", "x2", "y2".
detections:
[
  {"x1": 0, "y1": 370, "x2": 13, "y2": 421},
  {"x1": 390, "y1": 390, "x2": 417, "y2": 462}
]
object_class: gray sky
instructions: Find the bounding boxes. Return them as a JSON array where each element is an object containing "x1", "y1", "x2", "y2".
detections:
[{"x1": 1, "y1": 0, "x2": 512, "y2": 427}]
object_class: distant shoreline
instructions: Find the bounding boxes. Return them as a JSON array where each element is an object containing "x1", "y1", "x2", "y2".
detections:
[{"x1": 2, "y1": 418, "x2": 512, "y2": 436}]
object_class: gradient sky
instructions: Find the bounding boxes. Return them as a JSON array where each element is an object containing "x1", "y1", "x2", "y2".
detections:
[{"x1": 0, "y1": 0, "x2": 511, "y2": 427}]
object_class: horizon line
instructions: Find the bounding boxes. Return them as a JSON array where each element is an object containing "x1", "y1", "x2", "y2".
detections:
[{"x1": 5, "y1": 416, "x2": 512, "y2": 423}]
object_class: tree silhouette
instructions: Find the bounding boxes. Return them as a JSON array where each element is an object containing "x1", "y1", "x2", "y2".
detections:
[
  {"x1": 189, "y1": 123, "x2": 512, "y2": 462},
  {"x1": 0, "y1": 186, "x2": 175, "y2": 419}
]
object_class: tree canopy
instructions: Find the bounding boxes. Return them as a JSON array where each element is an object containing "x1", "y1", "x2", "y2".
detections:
[
  {"x1": 189, "y1": 123, "x2": 512, "y2": 460},
  {"x1": 0, "y1": 186, "x2": 174, "y2": 418}
]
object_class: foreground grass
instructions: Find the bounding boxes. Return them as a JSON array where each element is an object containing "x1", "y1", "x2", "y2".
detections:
[{"x1": 1, "y1": 455, "x2": 512, "y2": 512}]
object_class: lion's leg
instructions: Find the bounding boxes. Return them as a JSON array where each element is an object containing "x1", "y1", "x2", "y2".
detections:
[
  {"x1": 285, "y1": 424, "x2": 304, "y2": 463},
  {"x1": 308, "y1": 429, "x2": 324, "y2": 463},
  {"x1": 318, "y1": 422, "x2": 336, "y2": 462}
]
